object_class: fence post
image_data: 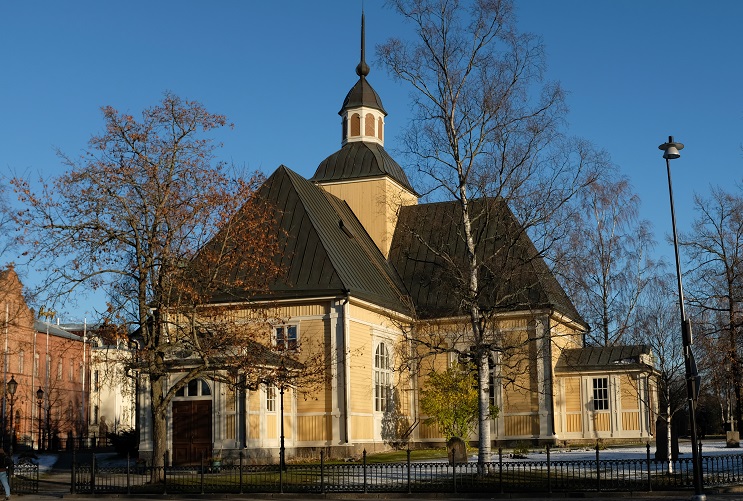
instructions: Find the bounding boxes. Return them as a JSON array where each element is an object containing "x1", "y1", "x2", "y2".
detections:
[
  {"x1": 595, "y1": 441, "x2": 600, "y2": 492},
  {"x1": 452, "y1": 449, "x2": 457, "y2": 494},
  {"x1": 320, "y1": 450, "x2": 324, "y2": 494},
  {"x1": 499, "y1": 447, "x2": 503, "y2": 494},
  {"x1": 200, "y1": 454, "x2": 205, "y2": 494},
  {"x1": 407, "y1": 448, "x2": 411, "y2": 494},
  {"x1": 70, "y1": 446, "x2": 76, "y2": 494},
  {"x1": 90, "y1": 453, "x2": 96, "y2": 493},
  {"x1": 126, "y1": 452, "x2": 131, "y2": 494},
  {"x1": 239, "y1": 451, "x2": 244, "y2": 494},
  {"x1": 279, "y1": 449, "x2": 284, "y2": 494},
  {"x1": 699, "y1": 440, "x2": 704, "y2": 489},
  {"x1": 646, "y1": 442, "x2": 652, "y2": 492},
  {"x1": 363, "y1": 449, "x2": 368, "y2": 494},
  {"x1": 162, "y1": 452, "x2": 168, "y2": 495},
  {"x1": 547, "y1": 443, "x2": 552, "y2": 494}
]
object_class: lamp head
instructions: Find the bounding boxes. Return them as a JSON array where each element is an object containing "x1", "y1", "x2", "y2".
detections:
[
  {"x1": 36, "y1": 386, "x2": 44, "y2": 402},
  {"x1": 7, "y1": 376, "x2": 17, "y2": 396},
  {"x1": 659, "y1": 135, "x2": 684, "y2": 160}
]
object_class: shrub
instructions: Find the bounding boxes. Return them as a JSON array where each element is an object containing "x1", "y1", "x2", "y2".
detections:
[{"x1": 108, "y1": 429, "x2": 138, "y2": 457}]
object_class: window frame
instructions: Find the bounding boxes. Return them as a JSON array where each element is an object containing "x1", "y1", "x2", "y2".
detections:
[
  {"x1": 374, "y1": 342, "x2": 392, "y2": 413},
  {"x1": 274, "y1": 324, "x2": 299, "y2": 351},
  {"x1": 266, "y1": 384, "x2": 276, "y2": 412},
  {"x1": 592, "y1": 377, "x2": 610, "y2": 411}
]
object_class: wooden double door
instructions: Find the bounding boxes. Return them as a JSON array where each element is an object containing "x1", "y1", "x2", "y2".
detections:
[{"x1": 172, "y1": 400, "x2": 212, "y2": 465}]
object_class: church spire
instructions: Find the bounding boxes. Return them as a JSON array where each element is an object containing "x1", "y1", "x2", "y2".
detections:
[
  {"x1": 356, "y1": 11, "x2": 370, "y2": 78},
  {"x1": 338, "y1": 11, "x2": 386, "y2": 146}
]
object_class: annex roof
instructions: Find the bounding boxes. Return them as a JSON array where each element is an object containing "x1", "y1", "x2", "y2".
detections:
[
  {"x1": 388, "y1": 198, "x2": 585, "y2": 325},
  {"x1": 554, "y1": 344, "x2": 655, "y2": 373}
]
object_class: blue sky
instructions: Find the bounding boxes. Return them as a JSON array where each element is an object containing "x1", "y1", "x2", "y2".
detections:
[{"x1": 1, "y1": 1, "x2": 741, "y2": 322}]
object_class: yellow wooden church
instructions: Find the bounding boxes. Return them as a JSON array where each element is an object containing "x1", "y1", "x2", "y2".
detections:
[{"x1": 137, "y1": 17, "x2": 658, "y2": 465}]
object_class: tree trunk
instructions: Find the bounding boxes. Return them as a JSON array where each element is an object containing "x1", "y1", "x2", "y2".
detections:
[
  {"x1": 477, "y1": 350, "x2": 491, "y2": 465},
  {"x1": 665, "y1": 401, "x2": 673, "y2": 474},
  {"x1": 150, "y1": 374, "x2": 167, "y2": 482}
]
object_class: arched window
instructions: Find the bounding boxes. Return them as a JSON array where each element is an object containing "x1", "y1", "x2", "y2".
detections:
[
  {"x1": 374, "y1": 343, "x2": 391, "y2": 412},
  {"x1": 342, "y1": 117, "x2": 347, "y2": 141},
  {"x1": 175, "y1": 378, "x2": 212, "y2": 397},
  {"x1": 377, "y1": 117, "x2": 384, "y2": 141},
  {"x1": 365, "y1": 113, "x2": 375, "y2": 136},
  {"x1": 351, "y1": 113, "x2": 361, "y2": 136}
]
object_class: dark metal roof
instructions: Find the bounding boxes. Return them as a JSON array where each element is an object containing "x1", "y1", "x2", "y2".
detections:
[
  {"x1": 554, "y1": 345, "x2": 655, "y2": 373},
  {"x1": 213, "y1": 166, "x2": 409, "y2": 313},
  {"x1": 388, "y1": 198, "x2": 586, "y2": 324},
  {"x1": 35, "y1": 321, "x2": 84, "y2": 342},
  {"x1": 311, "y1": 141, "x2": 415, "y2": 194},
  {"x1": 340, "y1": 76, "x2": 386, "y2": 115}
]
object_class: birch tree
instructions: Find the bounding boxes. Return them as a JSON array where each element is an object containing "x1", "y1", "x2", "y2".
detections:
[
  {"x1": 556, "y1": 173, "x2": 661, "y2": 346},
  {"x1": 632, "y1": 275, "x2": 684, "y2": 473},
  {"x1": 379, "y1": 0, "x2": 598, "y2": 463}
]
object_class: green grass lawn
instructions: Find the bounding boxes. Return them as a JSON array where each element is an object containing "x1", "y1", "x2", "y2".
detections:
[{"x1": 364, "y1": 448, "x2": 448, "y2": 463}]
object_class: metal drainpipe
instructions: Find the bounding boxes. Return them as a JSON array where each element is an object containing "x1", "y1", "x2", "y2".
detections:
[{"x1": 342, "y1": 292, "x2": 351, "y2": 445}]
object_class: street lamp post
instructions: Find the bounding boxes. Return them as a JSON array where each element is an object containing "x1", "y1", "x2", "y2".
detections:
[
  {"x1": 279, "y1": 384, "x2": 285, "y2": 471},
  {"x1": 36, "y1": 387, "x2": 44, "y2": 451},
  {"x1": 7, "y1": 376, "x2": 16, "y2": 455},
  {"x1": 277, "y1": 364, "x2": 288, "y2": 473},
  {"x1": 658, "y1": 136, "x2": 705, "y2": 501}
]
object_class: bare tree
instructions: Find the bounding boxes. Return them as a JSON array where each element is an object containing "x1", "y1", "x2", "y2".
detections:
[
  {"x1": 11, "y1": 93, "x2": 282, "y2": 475},
  {"x1": 379, "y1": 0, "x2": 597, "y2": 463},
  {"x1": 556, "y1": 173, "x2": 662, "y2": 346},
  {"x1": 631, "y1": 275, "x2": 684, "y2": 472},
  {"x1": 681, "y1": 184, "x2": 743, "y2": 433}
]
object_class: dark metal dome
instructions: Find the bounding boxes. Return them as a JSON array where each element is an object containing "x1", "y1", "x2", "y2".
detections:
[{"x1": 311, "y1": 141, "x2": 414, "y2": 193}]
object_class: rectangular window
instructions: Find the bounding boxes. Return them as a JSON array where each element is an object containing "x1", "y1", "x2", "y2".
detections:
[
  {"x1": 57, "y1": 360, "x2": 63, "y2": 380},
  {"x1": 274, "y1": 325, "x2": 298, "y2": 351},
  {"x1": 69, "y1": 361, "x2": 74, "y2": 382},
  {"x1": 225, "y1": 386, "x2": 236, "y2": 441},
  {"x1": 374, "y1": 371, "x2": 390, "y2": 412},
  {"x1": 94, "y1": 370, "x2": 99, "y2": 391},
  {"x1": 266, "y1": 385, "x2": 276, "y2": 412},
  {"x1": 593, "y1": 377, "x2": 609, "y2": 411},
  {"x1": 18, "y1": 350, "x2": 24, "y2": 374},
  {"x1": 34, "y1": 353, "x2": 39, "y2": 377}
]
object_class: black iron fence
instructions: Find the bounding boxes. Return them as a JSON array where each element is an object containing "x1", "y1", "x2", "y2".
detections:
[
  {"x1": 70, "y1": 446, "x2": 743, "y2": 495},
  {"x1": 11, "y1": 462, "x2": 39, "y2": 495}
]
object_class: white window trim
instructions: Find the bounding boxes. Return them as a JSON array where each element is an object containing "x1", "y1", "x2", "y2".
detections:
[{"x1": 273, "y1": 324, "x2": 299, "y2": 352}]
